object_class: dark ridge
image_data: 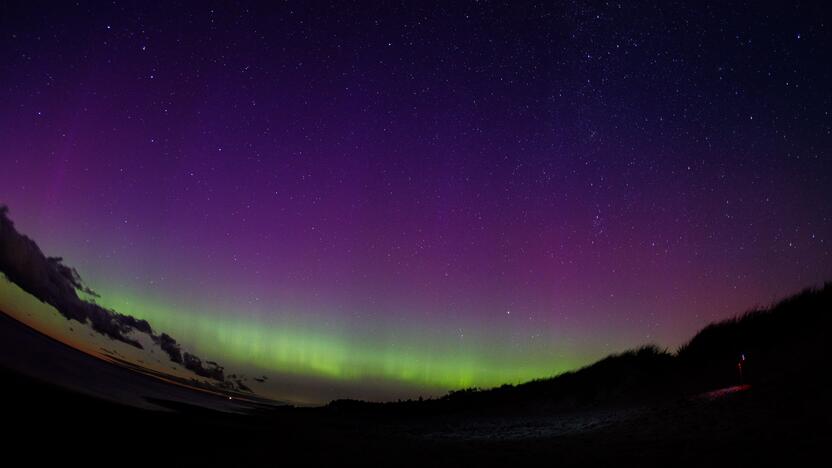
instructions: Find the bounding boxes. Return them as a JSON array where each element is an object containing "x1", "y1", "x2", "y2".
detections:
[{"x1": 327, "y1": 283, "x2": 831, "y2": 415}]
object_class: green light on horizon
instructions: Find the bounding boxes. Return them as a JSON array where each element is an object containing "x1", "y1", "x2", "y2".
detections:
[
  {"x1": 1, "y1": 276, "x2": 588, "y2": 402},
  {"x1": 91, "y1": 286, "x2": 580, "y2": 393}
]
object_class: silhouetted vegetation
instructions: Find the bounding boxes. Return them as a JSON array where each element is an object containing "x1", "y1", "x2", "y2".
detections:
[
  {"x1": 677, "y1": 283, "x2": 832, "y2": 392},
  {"x1": 3, "y1": 284, "x2": 830, "y2": 466},
  {"x1": 329, "y1": 283, "x2": 832, "y2": 415}
]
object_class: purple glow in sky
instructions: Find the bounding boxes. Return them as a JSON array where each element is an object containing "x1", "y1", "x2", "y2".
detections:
[{"x1": 1, "y1": 1, "x2": 830, "y2": 402}]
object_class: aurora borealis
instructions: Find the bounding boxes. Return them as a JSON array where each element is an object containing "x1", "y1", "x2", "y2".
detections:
[{"x1": 1, "y1": 2, "x2": 831, "y2": 404}]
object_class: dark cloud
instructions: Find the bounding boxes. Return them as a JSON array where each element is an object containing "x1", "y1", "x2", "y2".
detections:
[
  {"x1": 0, "y1": 205, "x2": 239, "y2": 388},
  {"x1": 184, "y1": 352, "x2": 225, "y2": 381},
  {"x1": 153, "y1": 332, "x2": 183, "y2": 364}
]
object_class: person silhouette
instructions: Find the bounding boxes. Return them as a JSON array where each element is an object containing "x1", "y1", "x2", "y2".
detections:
[{"x1": 737, "y1": 353, "x2": 747, "y2": 384}]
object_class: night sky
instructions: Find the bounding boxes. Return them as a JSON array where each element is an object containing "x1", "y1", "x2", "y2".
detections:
[{"x1": 1, "y1": 1, "x2": 831, "y2": 403}]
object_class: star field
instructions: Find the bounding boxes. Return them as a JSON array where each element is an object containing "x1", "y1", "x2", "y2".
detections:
[{"x1": 0, "y1": 1, "x2": 830, "y2": 402}]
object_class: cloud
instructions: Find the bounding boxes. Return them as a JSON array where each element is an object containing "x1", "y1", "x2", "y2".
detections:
[
  {"x1": 0, "y1": 205, "x2": 239, "y2": 388},
  {"x1": 151, "y1": 332, "x2": 226, "y2": 381}
]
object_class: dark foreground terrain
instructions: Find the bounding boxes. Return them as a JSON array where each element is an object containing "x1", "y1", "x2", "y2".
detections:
[{"x1": 3, "y1": 285, "x2": 832, "y2": 466}]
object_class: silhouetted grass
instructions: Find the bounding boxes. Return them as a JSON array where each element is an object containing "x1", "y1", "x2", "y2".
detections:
[
  {"x1": 329, "y1": 283, "x2": 831, "y2": 415},
  {"x1": 676, "y1": 283, "x2": 831, "y2": 392}
]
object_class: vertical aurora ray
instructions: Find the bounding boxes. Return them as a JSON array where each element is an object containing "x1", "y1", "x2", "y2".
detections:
[
  {"x1": 88, "y1": 283, "x2": 590, "y2": 396},
  {"x1": 1, "y1": 2, "x2": 831, "y2": 404}
]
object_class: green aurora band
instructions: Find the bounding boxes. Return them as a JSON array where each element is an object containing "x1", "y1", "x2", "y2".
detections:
[
  {"x1": 93, "y1": 287, "x2": 583, "y2": 391},
  {"x1": 1, "y1": 276, "x2": 592, "y2": 403}
]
